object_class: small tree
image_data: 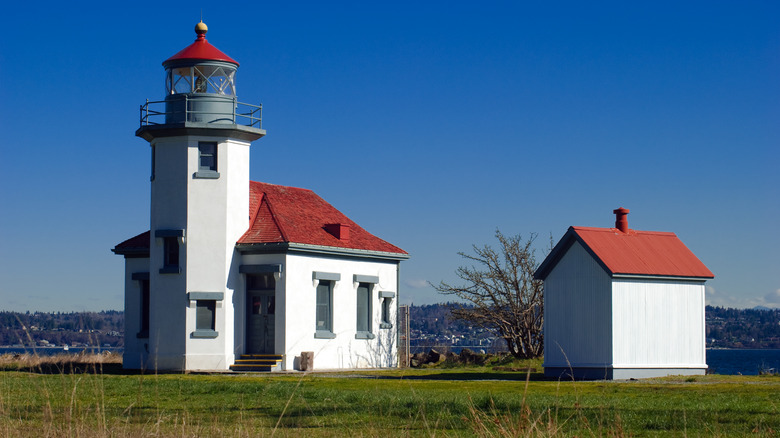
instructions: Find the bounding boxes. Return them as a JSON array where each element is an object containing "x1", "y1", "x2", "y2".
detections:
[{"x1": 432, "y1": 230, "x2": 544, "y2": 359}]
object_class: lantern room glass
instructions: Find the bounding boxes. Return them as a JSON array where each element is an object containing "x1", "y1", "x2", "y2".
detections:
[{"x1": 166, "y1": 64, "x2": 236, "y2": 96}]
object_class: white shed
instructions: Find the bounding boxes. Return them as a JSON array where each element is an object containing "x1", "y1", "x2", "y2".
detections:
[{"x1": 534, "y1": 208, "x2": 713, "y2": 379}]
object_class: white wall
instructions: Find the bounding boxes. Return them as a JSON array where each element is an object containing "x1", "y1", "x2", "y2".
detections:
[
  {"x1": 612, "y1": 279, "x2": 706, "y2": 369},
  {"x1": 184, "y1": 137, "x2": 250, "y2": 370},
  {"x1": 147, "y1": 135, "x2": 252, "y2": 371},
  {"x1": 543, "y1": 241, "x2": 613, "y2": 368},
  {"x1": 240, "y1": 252, "x2": 400, "y2": 370}
]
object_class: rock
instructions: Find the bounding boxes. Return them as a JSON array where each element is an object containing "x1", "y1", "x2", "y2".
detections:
[{"x1": 426, "y1": 349, "x2": 446, "y2": 364}]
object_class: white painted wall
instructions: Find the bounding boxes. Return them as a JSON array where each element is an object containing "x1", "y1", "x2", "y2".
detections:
[
  {"x1": 284, "y1": 253, "x2": 399, "y2": 370},
  {"x1": 148, "y1": 138, "x2": 189, "y2": 370},
  {"x1": 146, "y1": 135, "x2": 252, "y2": 371},
  {"x1": 240, "y1": 252, "x2": 400, "y2": 370},
  {"x1": 543, "y1": 241, "x2": 613, "y2": 368},
  {"x1": 184, "y1": 136, "x2": 250, "y2": 370},
  {"x1": 612, "y1": 279, "x2": 706, "y2": 369}
]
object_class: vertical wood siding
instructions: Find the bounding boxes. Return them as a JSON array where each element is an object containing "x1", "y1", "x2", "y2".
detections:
[
  {"x1": 612, "y1": 279, "x2": 706, "y2": 367},
  {"x1": 544, "y1": 241, "x2": 613, "y2": 367}
]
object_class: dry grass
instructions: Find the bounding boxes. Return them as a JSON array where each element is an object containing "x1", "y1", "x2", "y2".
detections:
[{"x1": 0, "y1": 352, "x2": 122, "y2": 374}]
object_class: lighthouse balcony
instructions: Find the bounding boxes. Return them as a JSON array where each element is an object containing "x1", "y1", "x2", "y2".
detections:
[{"x1": 136, "y1": 95, "x2": 265, "y2": 142}]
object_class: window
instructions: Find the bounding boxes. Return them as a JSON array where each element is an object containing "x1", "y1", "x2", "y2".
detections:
[
  {"x1": 315, "y1": 280, "x2": 335, "y2": 338},
  {"x1": 194, "y1": 142, "x2": 219, "y2": 179},
  {"x1": 139, "y1": 279, "x2": 150, "y2": 338},
  {"x1": 162, "y1": 237, "x2": 179, "y2": 273},
  {"x1": 196, "y1": 300, "x2": 216, "y2": 330},
  {"x1": 355, "y1": 283, "x2": 374, "y2": 339},
  {"x1": 379, "y1": 291, "x2": 395, "y2": 329},
  {"x1": 150, "y1": 145, "x2": 156, "y2": 181},
  {"x1": 156, "y1": 229, "x2": 184, "y2": 274},
  {"x1": 189, "y1": 292, "x2": 222, "y2": 338}
]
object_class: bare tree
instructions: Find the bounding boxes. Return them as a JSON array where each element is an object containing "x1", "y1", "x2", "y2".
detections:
[{"x1": 432, "y1": 230, "x2": 544, "y2": 359}]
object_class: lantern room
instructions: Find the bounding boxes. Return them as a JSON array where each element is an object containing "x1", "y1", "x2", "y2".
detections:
[
  {"x1": 163, "y1": 21, "x2": 238, "y2": 97},
  {"x1": 136, "y1": 21, "x2": 263, "y2": 141}
]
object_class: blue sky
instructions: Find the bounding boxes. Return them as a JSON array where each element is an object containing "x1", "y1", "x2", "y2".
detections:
[{"x1": 1, "y1": 1, "x2": 777, "y2": 312}]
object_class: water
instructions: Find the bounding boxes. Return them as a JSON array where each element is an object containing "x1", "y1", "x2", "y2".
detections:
[{"x1": 706, "y1": 349, "x2": 780, "y2": 375}]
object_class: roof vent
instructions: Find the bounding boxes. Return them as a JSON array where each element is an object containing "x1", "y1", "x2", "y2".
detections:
[
  {"x1": 324, "y1": 223, "x2": 351, "y2": 242},
  {"x1": 613, "y1": 207, "x2": 630, "y2": 233}
]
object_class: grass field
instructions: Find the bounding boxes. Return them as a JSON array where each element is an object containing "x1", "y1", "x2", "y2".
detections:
[{"x1": 0, "y1": 354, "x2": 778, "y2": 437}]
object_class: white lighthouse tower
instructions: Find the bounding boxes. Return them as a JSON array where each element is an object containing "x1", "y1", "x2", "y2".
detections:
[{"x1": 135, "y1": 21, "x2": 265, "y2": 370}]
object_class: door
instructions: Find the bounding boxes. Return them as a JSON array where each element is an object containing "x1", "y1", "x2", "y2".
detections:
[{"x1": 246, "y1": 274, "x2": 276, "y2": 354}]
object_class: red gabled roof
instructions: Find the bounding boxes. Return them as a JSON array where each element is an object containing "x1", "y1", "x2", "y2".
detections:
[
  {"x1": 112, "y1": 230, "x2": 150, "y2": 256},
  {"x1": 239, "y1": 181, "x2": 408, "y2": 256},
  {"x1": 113, "y1": 182, "x2": 407, "y2": 257},
  {"x1": 535, "y1": 226, "x2": 713, "y2": 280}
]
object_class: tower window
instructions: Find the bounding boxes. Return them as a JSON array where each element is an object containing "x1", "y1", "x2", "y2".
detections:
[
  {"x1": 155, "y1": 229, "x2": 184, "y2": 274},
  {"x1": 162, "y1": 237, "x2": 179, "y2": 272},
  {"x1": 150, "y1": 145, "x2": 156, "y2": 182},
  {"x1": 194, "y1": 142, "x2": 220, "y2": 179},
  {"x1": 139, "y1": 279, "x2": 150, "y2": 338}
]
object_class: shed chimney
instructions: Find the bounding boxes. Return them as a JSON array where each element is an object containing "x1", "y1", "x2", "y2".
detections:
[{"x1": 613, "y1": 207, "x2": 630, "y2": 233}]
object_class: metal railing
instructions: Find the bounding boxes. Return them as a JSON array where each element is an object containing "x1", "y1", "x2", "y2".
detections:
[{"x1": 139, "y1": 96, "x2": 262, "y2": 129}]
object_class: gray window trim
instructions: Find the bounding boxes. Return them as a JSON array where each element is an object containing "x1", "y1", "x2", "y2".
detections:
[
  {"x1": 380, "y1": 292, "x2": 394, "y2": 329},
  {"x1": 191, "y1": 329, "x2": 218, "y2": 338},
  {"x1": 240, "y1": 264, "x2": 282, "y2": 274},
  {"x1": 155, "y1": 229, "x2": 185, "y2": 238},
  {"x1": 355, "y1": 282, "x2": 373, "y2": 339},
  {"x1": 193, "y1": 170, "x2": 220, "y2": 179},
  {"x1": 314, "y1": 330, "x2": 336, "y2": 339},
  {"x1": 353, "y1": 274, "x2": 379, "y2": 284},
  {"x1": 131, "y1": 272, "x2": 150, "y2": 281},
  {"x1": 313, "y1": 271, "x2": 341, "y2": 281},
  {"x1": 188, "y1": 292, "x2": 224, "y2": 301},
  {"x1": 159, "y1": 266, "x2": 181, "y2": 274},
  {"x1": 314, "y1": 279, "x2": 335, "y2": 339},
  {"x1": 197, "y1": 142, "x2": 218, "y2": 176}
]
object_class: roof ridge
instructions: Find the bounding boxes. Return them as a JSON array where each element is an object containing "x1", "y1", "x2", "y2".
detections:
[
  {"x1": 250, "y1": 180, "x2": 315, "y2": 194},
  {"x1": 261, "y1": 195, "x2": 288, "y2": 242},
  {"x1": 239, "y1": 192, "x2": 265, "y2": 243},
  {"x1": 571, "y1": 226, "x2": 675, "y2": 236}
]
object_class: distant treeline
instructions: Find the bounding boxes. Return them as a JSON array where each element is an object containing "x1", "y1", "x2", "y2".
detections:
[
  {"x1": 1, "y1": 304, "x2": 778, "y2": 349},
  {"x1": 707, "y1": 306, "x2": 780, "y2": 348},
  {"x1": 0, "y1": 311, "x2": 123, "y2": 348},
  {"x1": 408, "y1": 303, "x2": 780, "y2": 350}
]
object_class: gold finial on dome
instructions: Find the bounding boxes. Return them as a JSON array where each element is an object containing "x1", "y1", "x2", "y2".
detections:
[{"x1": 195, "y1": 21, "x2": 208, "y2": 36}]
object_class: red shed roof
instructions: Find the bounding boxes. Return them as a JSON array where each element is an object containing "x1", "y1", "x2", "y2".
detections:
[
  {"x1": 113, "y1": 182, "x2": 407, "y2": 258},
  {"x1": 239, "y1": 182, "x2": 407, "y2": 256},
  {"x1": 534, "y1": 226, "x2": 713, "y2": 280},
  {"x1": 163, "y1": 23, "x2": 238, "y2": 67}
]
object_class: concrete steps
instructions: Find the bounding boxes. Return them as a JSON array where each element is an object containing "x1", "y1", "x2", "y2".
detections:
[{"x1": 230, "y1": 354, "x2": 283, "y2": 372}]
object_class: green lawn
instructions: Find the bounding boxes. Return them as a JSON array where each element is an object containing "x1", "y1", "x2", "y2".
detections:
[{"x1": 0, "y1": 365, "x2": 778, "y2": 437}]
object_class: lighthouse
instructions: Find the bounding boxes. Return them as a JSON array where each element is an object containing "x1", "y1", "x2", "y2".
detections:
[
  {"x1": 115, "y1": 22, "x2": 407, "y2": 373},
  {"x1": 135, "y1": 21, "x2": 265, "y2": 370}
]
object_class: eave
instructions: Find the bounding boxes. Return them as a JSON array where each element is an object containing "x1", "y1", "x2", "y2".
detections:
[{"x1": 236, "y1": 242, "x2": 409, "y2": 262}]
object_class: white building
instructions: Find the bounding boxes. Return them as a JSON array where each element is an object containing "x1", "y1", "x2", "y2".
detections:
[
  {"x1": 113, "y1": 22, "x2": 407, "y2": 372},
  {"x1": 534, "y1": 208, "x2": 713, "y2": 379}
]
